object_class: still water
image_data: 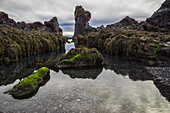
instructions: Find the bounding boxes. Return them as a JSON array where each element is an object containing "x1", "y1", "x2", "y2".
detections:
[{"x1": 0, "y1": 42, "x2": 170, "y2": 113}]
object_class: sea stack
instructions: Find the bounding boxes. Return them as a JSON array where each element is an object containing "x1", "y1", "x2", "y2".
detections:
[{"x1": 74, "y1": 6, "x2": 91, "y2": 36}]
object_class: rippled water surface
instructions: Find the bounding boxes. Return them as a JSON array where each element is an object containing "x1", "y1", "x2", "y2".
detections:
[{"x1": 0, "y1": 42, "x2": 170, "y2": 113}]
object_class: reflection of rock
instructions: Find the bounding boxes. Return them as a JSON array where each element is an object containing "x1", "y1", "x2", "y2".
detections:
[
  {"x1": 55, "y1": 48, "x2": 104, "y2": 68},
  {"x1": 61, "y1": 67, "x2": 103, "y2": 79},
  {"x1": 5, "y1": 67, "x2": 50, "y2": 99},
  {"x1": 146, "y1": 66, "x2": 170, "y2": 102},
  {"x1": 103, "y1": 54, "x2": 154, "y2": 81},
  {"x1": 154, "y1": 80, "x2": 170, "y2": 102},
  {"x1": 0, "y1": 52, "x2": 63, "y2": 86}
]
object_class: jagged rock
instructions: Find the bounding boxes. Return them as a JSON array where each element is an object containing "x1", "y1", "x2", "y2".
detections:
[
  {"x1": 146, "y1": 0, "x2": 170, "y2": 29},
  {"x1": 5, "y1": 67, "x2": 50, "y2": 99},
  {"x1": 0, "y1": 12, "x2": 20, "y2": 28},
  {"x1": 74, "y1": 29, "x2": 170, "y2": 64},
  {"x1": 107, "y1": 16, "x2": 144, "y2": 30},
  {"x1": 55, "y1": 47, "x2": 104, "y2": 68},
  {"x1": 74, "y1": 6, "x2": 96, "y2": 36},
  {"x1": 0, "y1": 26, "x2": 67, "y2": 65},
  {"x1": 0, "y1": 11, "x2": 63, "y2": 34},
  {"x1": 44, "y1": 17, "x2": 60, "y2": 33}
]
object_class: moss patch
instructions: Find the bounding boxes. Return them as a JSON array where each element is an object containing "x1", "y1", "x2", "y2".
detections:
[
  {"x1": 56, "y1": 48, "x2": 104, "y2": 68},
  {"x1": 7, "y1": 67, "x2": 50, "y2": 99}
]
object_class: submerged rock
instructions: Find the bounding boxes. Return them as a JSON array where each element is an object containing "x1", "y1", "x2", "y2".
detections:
[
  {"x1": 5, "y1": 67, "x2": 50, "y2": 99},
  {"x1": 55, "y1": 48, "x2": 104, "y2": 68}
]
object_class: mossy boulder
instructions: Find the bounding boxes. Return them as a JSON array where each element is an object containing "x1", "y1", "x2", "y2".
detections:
[
  {"x1": 5, "y1": 67, "x2": 50, "y2": 99},
  {"x1": 55, "y1": 48, "x2": 104, "y2": 68}
]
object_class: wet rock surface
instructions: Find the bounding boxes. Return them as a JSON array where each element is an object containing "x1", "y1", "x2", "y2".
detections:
[
  {"x1": 5, "y1": 67, "x2": 50, "y2": 99},
  {"x1": 55, "y1": 47, "x2": 104, "y2": 68}
]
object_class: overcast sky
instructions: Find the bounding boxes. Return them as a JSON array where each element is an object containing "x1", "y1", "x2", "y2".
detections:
[{"x1": 0, "y1": 0, "x2": 165, "y2": 36}]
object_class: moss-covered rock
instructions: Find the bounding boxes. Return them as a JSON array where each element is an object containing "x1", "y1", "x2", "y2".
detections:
[
  {"x1": 0, "y1": 26, "x2": 67, "y2": 65},
  {"x1": 55, "y1": 47, "x2": 104, "y2": 68},
  {"x1": 74, "y1": 29, "x2": 170, "y2": 63},
  {"x1": 5, "y1": 67, "x2": 50, "y2": 99}
]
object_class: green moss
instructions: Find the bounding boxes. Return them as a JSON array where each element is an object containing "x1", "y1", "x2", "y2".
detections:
[
  {"x1": 14, "y1": 67, "x2": 50, "y2": 90},
  {"x1": 148, "y1": 44, "x2": 160, "y2": 59},
  {"x1": 59, "y1": 53, "x2": 91, "y2": 64}
]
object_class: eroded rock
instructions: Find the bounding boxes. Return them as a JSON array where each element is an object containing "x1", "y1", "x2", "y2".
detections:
[{"x1": 146, "y1": 0, "x2": 170, "y2": 29}]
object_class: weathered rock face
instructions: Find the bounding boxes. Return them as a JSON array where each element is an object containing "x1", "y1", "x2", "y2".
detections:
[
  {"x1": 5, "y1": 67, "x2": 50, "y2": 99},
  {"x1": 74, "y1": 29, "x2": 170, "y2": 64},
  {"x1": 146, "y1": 0, "x2": 170, "y2": 29},
  {"x1": 74, "y1": 6, "x2": 97, "y2": 36},
  {"x1": 107, "y1": 16, "x2": 144, "y2": 31},
  {"x1": 0, "y1": 11, "x2": 63, "y2": 34},
  {"x1": 0, "y1": 26, "x2": 67, "y2": 65},
  {"x1": 55, "y1": 47, "x2": 104, "y2": 68}
]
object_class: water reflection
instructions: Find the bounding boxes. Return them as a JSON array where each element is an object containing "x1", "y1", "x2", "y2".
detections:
[
  {"x1": 61, "y1": 67, "x2": 103, "y2": 79},
  {"x1": 103, "y1": 54, "x2": 154, "y2": 81},
  {"x1": 0, "y1": 51, "x2": 63, "y2": 86},
  {"x1": 154, "y1": 80, "x2": 170, "y2": 102}
]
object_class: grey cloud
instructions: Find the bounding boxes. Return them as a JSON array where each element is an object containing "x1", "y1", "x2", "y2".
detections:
[{"x1": 0, "y1": 0, "x2": 165, "y2": 35}]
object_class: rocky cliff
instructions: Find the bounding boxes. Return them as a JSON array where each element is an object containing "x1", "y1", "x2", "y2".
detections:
[
  {"x1": 146, "y1": 0, "x2": 170, "y2": 29},
  {"x1": 0, "y1": 11, "x2": 63, "y2": 34}
]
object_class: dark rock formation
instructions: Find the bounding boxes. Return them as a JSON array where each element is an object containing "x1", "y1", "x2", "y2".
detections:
[
  {"x1": 5, "y1": 67, "x2": 50, "y2": 99},
  {"x1": 74, "y1": 29, "x2": 170, "y2": 64},
  {"x1": 74, "y1": 6, "x2": 97, "y2": 36},
  {"x1": 107, "y1": 16, "x2": 143, "y2": 30},
  {"x1": 0, "y1": 26, "x2": 67, "y2": 65},
  {"x1": 0, "y1": 11, "x2": 63, "y2": 34},
  {"x1": 146, "y1": 0, "x2": 170, "y2": 29},
  {"x1": 55, "y1": 47, "x2": 104, "y2": 68}
]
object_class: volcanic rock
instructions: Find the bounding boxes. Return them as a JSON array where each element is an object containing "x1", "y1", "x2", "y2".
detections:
[
  {"x1": 0, "y1": 11, "x2": 62, "y2": 34},
  {"x1": 74, "y1": 6, "x2": 97, "y2": 36},
  {"x1": 146, "y1": 0, "x2": 170, "y2": 29}
]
